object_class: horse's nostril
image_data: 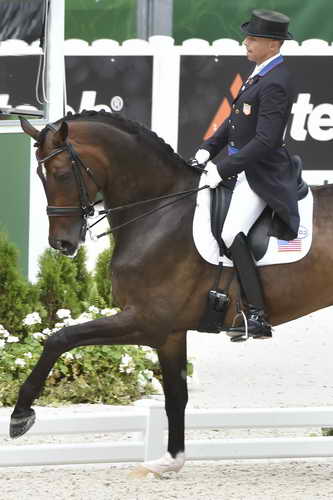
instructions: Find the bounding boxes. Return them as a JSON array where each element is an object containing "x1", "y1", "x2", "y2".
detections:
[{"x1": 52, "y1": 239, "x2": 77, "y2": 256}]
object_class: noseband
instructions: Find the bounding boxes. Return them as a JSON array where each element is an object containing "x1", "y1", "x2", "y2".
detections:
[{"x1": 37, "y1": 124, "x2": 100, "y2": 241}]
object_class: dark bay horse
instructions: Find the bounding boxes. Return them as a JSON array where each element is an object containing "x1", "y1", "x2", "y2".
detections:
[{"x1": 10, "y1": 110, "x2": 333, "y2": 474}]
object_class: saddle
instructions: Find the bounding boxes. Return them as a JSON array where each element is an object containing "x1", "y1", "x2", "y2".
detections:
[
  {"x1": 211, "y1": 155, "x2": 308, "y2": 261},
  {"x1": 198, "y1": 155, "x2": 308, "y2": 334}
]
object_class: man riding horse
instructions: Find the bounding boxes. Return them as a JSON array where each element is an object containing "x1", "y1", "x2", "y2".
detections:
[{"x1": 195, "y1": 9, "x2": 300, "y2": 340}]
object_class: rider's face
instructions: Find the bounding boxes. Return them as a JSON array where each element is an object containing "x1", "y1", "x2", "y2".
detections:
[{"x1": 243, "y1": 36, "x2": 280, "y2": 65}]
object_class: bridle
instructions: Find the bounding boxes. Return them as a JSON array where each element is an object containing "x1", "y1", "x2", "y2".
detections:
[
  {"x1": 36, "y1": 123, "x2": 101, "y2": 241},
  {"x1": 36, "y1": 123, "x2": 208, "y2": 241}
]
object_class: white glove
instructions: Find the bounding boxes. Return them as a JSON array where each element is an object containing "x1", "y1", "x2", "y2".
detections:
[
  {"x1": 195, "y1": 149, "x2": 210, "y2": 164},
  {"x1": 204, "y1": 161, "x2": 223, "y2": 189}
]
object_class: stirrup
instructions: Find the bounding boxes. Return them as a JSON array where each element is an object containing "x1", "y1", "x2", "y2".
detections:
[
  {"x1": 227, "y1": 310, "x2": 272, "y2": 342},
  {"x1": 227, "y1": 311, "x2": 249, "y2": 342}
]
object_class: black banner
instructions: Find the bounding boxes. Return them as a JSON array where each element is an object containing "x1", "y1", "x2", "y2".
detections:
[
  {"x1": 0, "y1": 54, "x2": 153, "y2": 126},
  {"x1": 178, "y1": 55, "x2": 333, "y2": 170},
  {"x1": 65, "y1": 56, "x2": 153, "y2": 128},
  {"x1": 0, "y1": 55, "x2": 42, "y2": 110}
]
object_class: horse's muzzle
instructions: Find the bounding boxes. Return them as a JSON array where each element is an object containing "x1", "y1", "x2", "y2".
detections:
[{"x1": 49, "y1": 237, "x2": 78, "y2": 256}]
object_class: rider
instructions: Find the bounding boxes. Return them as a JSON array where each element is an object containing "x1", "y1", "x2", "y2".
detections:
[{"x1": 195, "y1": 9, "x2": 300, "y2": 339}]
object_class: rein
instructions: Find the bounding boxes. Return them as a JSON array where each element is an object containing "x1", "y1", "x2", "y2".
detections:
[
  {"x1": 37, "y1": 127, "x2": 209, "y2": 240},
  {"x1": 89, "y1": 185, "x2": 209, "y2": 239}
]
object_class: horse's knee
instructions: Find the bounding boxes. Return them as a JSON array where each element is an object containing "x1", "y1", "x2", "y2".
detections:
[{"x1": 44, "y1": 327, "x2": 69, "y2": 354}]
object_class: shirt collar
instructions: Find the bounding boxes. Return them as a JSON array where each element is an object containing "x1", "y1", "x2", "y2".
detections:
[{"x1": 249, "y1": 53, "x2": 281, "y2": 79}]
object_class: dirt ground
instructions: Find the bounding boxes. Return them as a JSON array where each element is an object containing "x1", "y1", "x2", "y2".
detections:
[{"x1": 1, "y1": 308, "x2": 333, "y2": 499}]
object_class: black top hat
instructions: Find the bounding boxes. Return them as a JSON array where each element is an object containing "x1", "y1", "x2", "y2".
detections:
[{"x1": 241, "y1": 9, "x2": 293, "y2": 40}]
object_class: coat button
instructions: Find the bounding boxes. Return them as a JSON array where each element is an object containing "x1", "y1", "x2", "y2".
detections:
[
  {"x1": 235, "y1": 109, "x2": 240, "y2": 114},
  {"x1": 232, "y1": 104, "x2": 235, "y2": 109},
  {"x1": 230, "y1": 141, "x2": 235, "y2": 146},
  {"x1": 232, "y1": 125, "x2": 235, "y2": 129}
]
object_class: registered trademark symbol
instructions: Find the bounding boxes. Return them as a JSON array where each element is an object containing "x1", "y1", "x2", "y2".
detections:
[{"x1": 111, "y1": 96, "x2": 124, "y2": 112}]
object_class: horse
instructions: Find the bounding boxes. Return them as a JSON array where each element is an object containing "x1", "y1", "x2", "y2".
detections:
[{"x1": 10, "y1": 110, "x2": 333, "y2": 476}]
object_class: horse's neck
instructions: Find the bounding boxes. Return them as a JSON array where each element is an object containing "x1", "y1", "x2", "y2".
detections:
[{"x1": 100, "y1": 132, "x2": 197, "y2": 206}]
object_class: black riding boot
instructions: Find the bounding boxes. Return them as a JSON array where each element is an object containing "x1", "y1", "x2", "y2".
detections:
[{"x1": 228, "y1": 232, "x2": 272, "y2": 340}]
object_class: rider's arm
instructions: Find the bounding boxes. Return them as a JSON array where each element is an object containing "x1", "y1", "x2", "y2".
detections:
[
  {"x1": 197, "y1": 116, "x2": 229, "y2": 159},
  {"x1": 215, "y1": 82, "x2": 289, "y2": 178}
]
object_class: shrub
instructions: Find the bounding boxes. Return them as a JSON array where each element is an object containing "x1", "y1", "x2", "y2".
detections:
[
  {"x1": 36, "y1": 247, "x2": 93, "y2": 325},
  {"x1": 0, "y1": 232, "x2": 40, "y2": 335},
  {"x1": 94, "y1": 237, "x2": 114, "y2": 306},
  {"x1": 73, "y1": 246, "x2": 94, "y2": 307}
]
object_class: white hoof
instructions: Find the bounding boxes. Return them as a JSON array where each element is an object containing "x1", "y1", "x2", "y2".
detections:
[{"x1": 142, "y1": 452, "x2": 185, "y2": 475}]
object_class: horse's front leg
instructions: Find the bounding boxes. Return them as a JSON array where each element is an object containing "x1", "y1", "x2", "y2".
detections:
[
  {"x1": 10, "y1": 308, "x2": 166, "y2": 438},
  {"x1": 136, "y1": 330, "x2": 188, "y2": 476}
]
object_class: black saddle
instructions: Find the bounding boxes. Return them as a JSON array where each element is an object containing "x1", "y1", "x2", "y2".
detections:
[{"x1": 210, "y1": 155, "x2": 309, "y2": 262}]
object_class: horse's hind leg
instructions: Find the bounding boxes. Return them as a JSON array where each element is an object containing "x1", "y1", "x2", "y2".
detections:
[
  {"x1": 136, "y1": 330, "x2": 188, "y2": 476},
  {"x1": 10, "y1": 308, "x2": 168, "y2": 438}
]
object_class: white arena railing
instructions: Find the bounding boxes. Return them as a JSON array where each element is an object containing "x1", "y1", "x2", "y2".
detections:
[{"x1": 1, "y1": 402, "x2": 333, "y2": 467}]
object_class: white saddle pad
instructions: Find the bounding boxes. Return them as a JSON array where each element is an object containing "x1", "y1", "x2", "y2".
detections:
[{"x1": 193, "y1": 173, "x2": 313, "y2": 267}]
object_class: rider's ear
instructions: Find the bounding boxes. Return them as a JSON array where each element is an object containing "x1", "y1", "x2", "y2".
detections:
[
  {"x1": 53, "y1": 121, "x2": 68, "y2": 145},
  {"x1": 19, "y1": 116, "x2": 40, "y2": 141}
]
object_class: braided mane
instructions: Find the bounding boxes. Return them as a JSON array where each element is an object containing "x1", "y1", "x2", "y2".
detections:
[{"x1": 43, "y1": 110, "x2": 189, "y2": 169}]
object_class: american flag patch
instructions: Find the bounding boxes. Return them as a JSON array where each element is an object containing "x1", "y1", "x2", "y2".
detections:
[{"x1": 277, "y1": 238, "x2": 302, "y2": 252}]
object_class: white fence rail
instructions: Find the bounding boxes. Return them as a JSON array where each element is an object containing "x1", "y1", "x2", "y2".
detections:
[{"x1": 1, "y1": 404, "x2": 333, "y2": 467}]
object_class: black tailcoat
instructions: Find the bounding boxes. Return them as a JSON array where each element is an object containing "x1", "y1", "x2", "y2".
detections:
[{"x1": 201, "y1": 60, "x2": 300, "y2": 240}]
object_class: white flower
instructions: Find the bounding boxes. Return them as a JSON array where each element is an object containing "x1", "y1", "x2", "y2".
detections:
[
  {"x1": 120, "y1": 353, "x2": 132, "y2": 366},
  {"x1": 32, "y1": 332, "x2": 45, "y2": 340},
  {"x1": 0, "y1": 325, "x2": 9, "y2": 337},
  {"x1": 56, "y1": 309, "x2": 71, "y2": 319},
  {"x1": 42, "y1": 328, "x2": 52, "y2": 336},
  {"x1": 0, "y1": 339, "x2": 5, "y2": 349},
  {"x1": 24, "y1": 352, "x2": 32, "y2": 358},
  {"x1": 7, "y1": 335, "x2": 19, "y2": 343},
  {"x1": 88, "y1": 305, "x2": 99, "y2": 314},
  {"x1": 137, "y1": 373, "x2": 148, "y2": 389},
  {"x1": 100, "y1": 308, "x2": 112, "y2": 315},
  {"x1": 144, "y1": 349, "x2": 158, "y2": 364},
  {"x1": 15, "y1": 358, "x2": 26, "y2": 367},
  {"x1": 62, "y1": 352, "x2": 74, "y2": 360},
  {"x1": 23, "y1": 312, "x2": 41, "y2": 326},
  {"x1": 101, "y1": 308, "x2": 118, "y2": 316},
  {"x1": 151, "y1": 376, "x2": 163, "y2": 394},
  {"x1": 76, "y1": 312, "x2": 93, "y2": 323},
  {"x1": 142, "y1": 369, "x2": 154, "y2": 380},
  {"x1": 119, "y1": 353, "x2": 135, "y2": 374}
]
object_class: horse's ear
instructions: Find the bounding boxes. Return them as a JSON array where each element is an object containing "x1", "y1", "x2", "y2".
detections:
[
  {"x1": 19, "y1": 116, "x2": 40, "y2": 140},
  {"x1": 53, "y1": 121, "x2": 68, "y2": 145}
]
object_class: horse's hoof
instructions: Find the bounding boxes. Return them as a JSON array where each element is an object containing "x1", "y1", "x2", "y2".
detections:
[
  {"x1": 128, "y1": 465, "x2": 160, "y2": 479},
  {"x1": 9, "y1": 409, "x2": 36, "y2": 439}
]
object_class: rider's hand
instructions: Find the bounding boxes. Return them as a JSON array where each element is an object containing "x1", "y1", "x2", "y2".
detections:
[
  {"x1": 195, "y1": 149, "x2": 210, "y2": 164},
  {"x1": 204, "y1": 161, "x2": 223, "y2": 189}
]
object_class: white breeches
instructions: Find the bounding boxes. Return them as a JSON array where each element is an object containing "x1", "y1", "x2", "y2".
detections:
[{"x1": 221, "y1": 171, "x2": 267, "y2": 248}]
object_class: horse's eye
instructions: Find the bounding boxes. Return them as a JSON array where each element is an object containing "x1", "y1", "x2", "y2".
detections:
[{"x1": 54, "y1": 170, "x2": 72, "y2": 181}]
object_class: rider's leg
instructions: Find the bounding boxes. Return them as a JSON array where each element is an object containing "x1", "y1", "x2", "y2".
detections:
[
  {"x1": 228, "y1": 232, "x2": 272, "y2": 338},
  {"x1": 221, "y1": 172, "x2": 271, "y2": 338}
]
